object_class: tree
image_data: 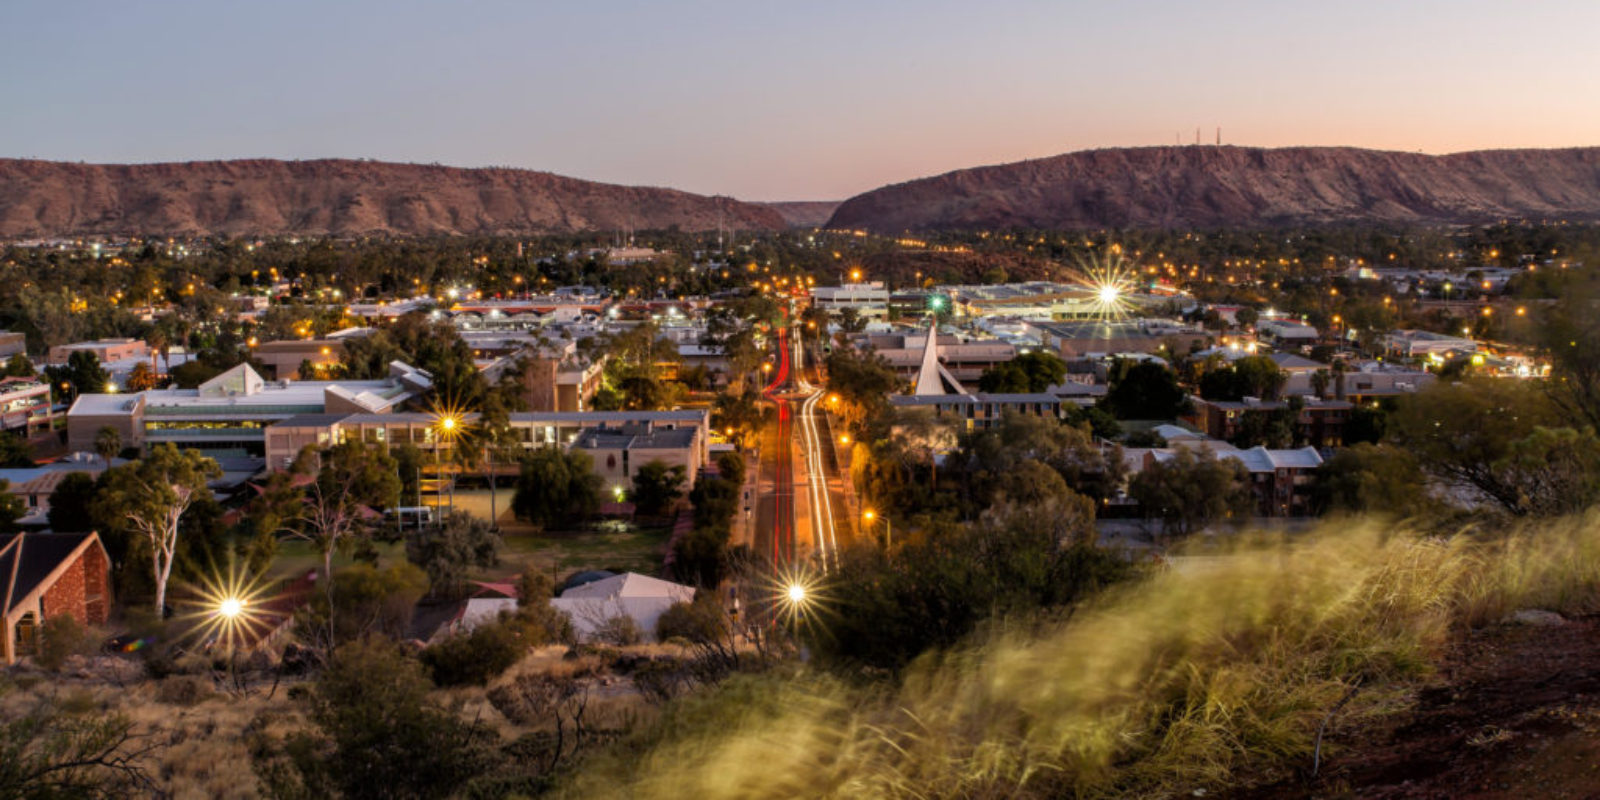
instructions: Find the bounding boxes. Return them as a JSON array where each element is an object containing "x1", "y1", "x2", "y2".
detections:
[
  {"x1": 1386, "y1": 379, "x2": 1570, "y2": 515},
  {"x1": 825, "y1": 347, "x2": 901, "y2": 429},
  {"x1": 0, "y1": 480, "x2": 24, "y2": 534},
  {"x1": 251, "y1": 637, "x2": 494, "y2": 800},
  {"x1": 64, "y1": 350, "x2": 111, "y2": 396},
  {"x1": 977, "y1": 351, "x2": 1067, "y2": 393},
  {"x1": 1533, "y1": 280, "x2": 1600, "y2": 429},
  {"x1": 1234, "y1": 307, "x2": 1260, "y2": 328},
  {"x1": 512, "y1": 447, "x2": 602, "y2": 528},
  {"x1": 90, "y1": 444, "x2": 220, "y2": 613},
  {"x1": 0, "y1": 353, "x2": 35, "y2": 378},
  {"x1": 93, "y1": 426, "x2": 120, "y2": 462},
  {"x1": 296, "y1": 563, "x2": 429, "y2": 649},
  {"x1": 1103, "y1": 360, "x2": 1189, "y2": 420},
  {"x1": 1128, "y1": 446, "x2": 1253, "y2": 538},
  {"x1": 271, "y1": 442, "x2": 403, "y2": 585},
  {"x1": 1313, "y1": 443, "x2": 1431, "y2": 517},
  {"x1": 0, "y1": 432, "x2": 33, "y2": 468},
  {"x1": 124, "y1": 361, "x2": 160, "y2": 392},
  {"x1": 817, "y1": 500, "x2": 1129, "y2": 672},
  {"x1": 47, "y1": 472, "x2": 99, "y2": 532},
  {"x1": 405, "y1": 510, "x2": 500, "y2": 599},
  {"x1": 1198, "y1": 355, "x2": 1285, "y2": 401},
  {"x1": 631, "y1": 460, "x2": 687, "y2": 516}
]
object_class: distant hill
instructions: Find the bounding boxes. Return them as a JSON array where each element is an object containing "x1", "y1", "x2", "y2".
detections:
[
  {"x1": 760, "y1": 200, "x2": 842, "y2": 228},
  {"x1": 0, "y1": 158, "x2": 787, "y2": 237},
  {"x1": 826, "y1": 145, "x2": 1600, "y2": 232}
]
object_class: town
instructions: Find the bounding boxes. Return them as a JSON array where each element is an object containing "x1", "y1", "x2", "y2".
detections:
[{"x1": 2, "y1": 222, "x2": 1597, "y2": 796}]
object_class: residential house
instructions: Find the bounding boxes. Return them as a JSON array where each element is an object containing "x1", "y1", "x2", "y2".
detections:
[{"x1": 1, "y1": 532, "x2": 112, "y2": 664}]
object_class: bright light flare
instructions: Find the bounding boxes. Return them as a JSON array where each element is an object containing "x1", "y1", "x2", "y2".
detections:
[
  {"x1": 763, "y1": 564, "x2": 832, "y2": 635},
  {"x1": 177, "y1": 561, "x2": 275, "y2": 652},
  {"x1": 1070, "y1": 248, "x2": 1140, "y2": 327}
]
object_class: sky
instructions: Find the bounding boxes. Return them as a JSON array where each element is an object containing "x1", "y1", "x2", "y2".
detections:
[{"x1": 4, "y1": 1, "x2": 1600, "y2": 200}]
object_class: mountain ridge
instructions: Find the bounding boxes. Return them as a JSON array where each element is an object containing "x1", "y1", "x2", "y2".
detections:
[
  {"x1": 825, "y1": 145, "x2": 1600, "y2": 232},
  {"x1": 0, "y1": 157, "x2": 787, "y2": 237}
]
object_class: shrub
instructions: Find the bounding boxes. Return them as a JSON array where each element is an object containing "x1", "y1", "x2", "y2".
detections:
[
  {"x1": 35, "y1": 614, "x2": 88, "y2": 671},
  {"x1": 421, "y1": 618, "x2": 525, "y2": 687},
  {"x1": 594, "y1": 615, "x2": 642, "y2": 647},
  {"x1": 155, "y1": 674, "x2": 214, "y2": 706}
]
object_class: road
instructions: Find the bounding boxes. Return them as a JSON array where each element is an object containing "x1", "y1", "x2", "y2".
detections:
[{"x1": 753, "y1": 321, "x2": 852, "y2": 572}]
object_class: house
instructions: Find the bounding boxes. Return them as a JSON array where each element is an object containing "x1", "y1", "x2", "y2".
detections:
[
  {"x1": 1, "y1": 531, "x2": 112, "y2": 664},
  {"x1": 549, "y1": 572, "x2": 695, "y2": 642}
]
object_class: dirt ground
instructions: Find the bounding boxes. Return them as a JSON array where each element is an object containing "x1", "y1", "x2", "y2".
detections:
[{"x1": 1236, "y1": 615, "x2": 1600, "y2": 799}]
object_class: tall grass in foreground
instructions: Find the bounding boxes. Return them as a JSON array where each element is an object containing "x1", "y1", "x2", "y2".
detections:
[{"x1": 564, "y1": 514, "x2": 1600, "y2": 799}]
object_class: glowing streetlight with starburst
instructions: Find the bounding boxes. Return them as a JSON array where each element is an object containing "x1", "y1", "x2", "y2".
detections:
[
  {"x1": 178, "y1": 562, "x2": 274, "y2": 652},
  {"x1": 1070, "y1": 246, "x2": 1140, "y2": 327}
]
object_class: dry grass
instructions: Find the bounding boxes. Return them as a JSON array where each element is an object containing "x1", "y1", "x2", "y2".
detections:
[{"x1": 561, "y1": 513, "x2": 1600, "y2": 799}]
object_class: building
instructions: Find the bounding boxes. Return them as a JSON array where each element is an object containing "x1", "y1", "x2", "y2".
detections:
[
  {"x1": 1, "y1": 532, "x2": 112, "y2": 664},
  {"x1": 66, "y1": 362, "x2": 431, "y2": 457},
  {"x1": 263, "y1": 408, "x2": 711, "y2": 471},
  {"x1": 1256, "y1": 319, "x2": 1320, "y2": 346},
  {"x1": 1384, "y1": 330, "x2": 1479, "y2": 358},
  {"x1": 549, "y1": 572, "x2": 695, "y2": 643},
  {"x1": 1028, "y1": 319, "x2": 1208, "y2": 359},
  {"x1": 0, "y1": 378, "x2": 55, "y2": 435},
  {"x1": 1185, "y1": 397, "x2": 1352, "y2": 448},
  {"x1": 890, "y1": 392, "x2": 1064, "y2": 430},
  {"x1": 812, "y1": 282, "x2": 890, "y2": 317},
  {"x1": 1141, "y1": 445, "x2": 1323, "y2": 517},
  {"x1": 854, "y1": 333, "x2": 1016, "y2": 386},
  {"x1": 0, "y1": 332, "x2": 26, "y2": 360},
  {"x1": 253, "y1": 328, "x2": 373, "y2": 379},
  {"x1": 572, "y1": 423, "x2": 704, "y2": 490},
  {"x1": 47, "y1": 338, "x2": 149, "y2": 366},
  {"x1": 0, "y1": 454, "x2": 112, "y2": 527}
]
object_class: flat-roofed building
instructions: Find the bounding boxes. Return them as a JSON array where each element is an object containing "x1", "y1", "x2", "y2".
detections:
[
  {"x1": 573, "y1": 423, "x2": 704, "y2": 490},
  {"x1": 812, "y1": 282, "x2": 889, "y2": 317},
  {"x1": 66, "y1": 362, "x2": 431, "y2": 457},
  {"x1": 263, "y1": 408, "x2": 711, "y2": 471},
  {"x1": 1028, "y1": 319, "x2": 1208, "y2": 359},
  {"x1": 47, "y1": 339, "x2": 148, "y2": 366}
]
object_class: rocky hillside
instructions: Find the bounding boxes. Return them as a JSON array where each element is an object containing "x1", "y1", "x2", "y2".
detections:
[
  {"x1": 826, "y1": 146, "x2": 1600, "y2": 232},
  {"x1": 0, "y1": 158, "x2": 787, "y2": 237}
]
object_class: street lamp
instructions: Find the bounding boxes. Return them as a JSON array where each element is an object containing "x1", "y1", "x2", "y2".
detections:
[
  {"x1": 863, "y1": 509, "x2": 891, "y2": 549},
  {"x1": 431, "y1": 412, "x2": 463, "y2": 521}
]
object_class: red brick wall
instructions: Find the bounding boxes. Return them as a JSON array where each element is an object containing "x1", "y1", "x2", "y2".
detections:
[{"x1": 39, "y1": 544, "x2": 110, "y2": 627}]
